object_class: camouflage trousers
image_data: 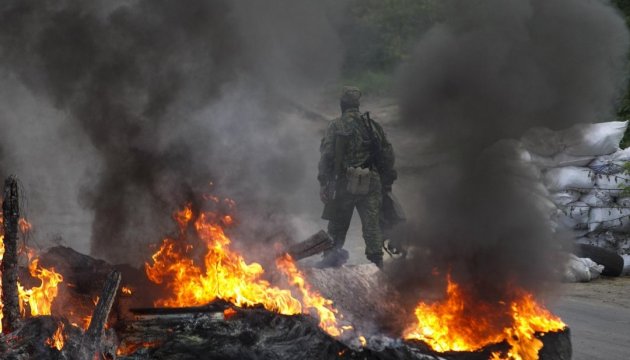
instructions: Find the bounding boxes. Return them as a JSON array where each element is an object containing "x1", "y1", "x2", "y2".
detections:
[{"x1": 327, "y1": 177, "x2": 383, "y2": 259}]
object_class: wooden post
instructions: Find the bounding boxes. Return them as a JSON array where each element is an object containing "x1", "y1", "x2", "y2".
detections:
[
  {"x1": 78, "y1": 270, "x2": 121, "y2": 360},
  {"x1": 2, "y1": 176, "x2": 20, "y2": 333}
]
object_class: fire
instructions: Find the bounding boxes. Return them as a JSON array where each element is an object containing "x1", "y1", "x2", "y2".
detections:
[
  {"x1": 276, "y1": 254, "x2": 344, "y2": 337},
  {"x1": 18, "y1": 259, "x2": 64, "y2": 317},
  {"x1": 116, "y1": 341, "x2": 162, "y2": 356},
  {"x1": 404, "y1": 275, "x2": 565, "y2": 359},
  {"x1": 0, "y1": 217, "x2": 63, "y2": 332},
  {"x1": 45, "y1": 322, "x2": 65, "y2": 351},
  {"x1": 121, "y1": 286, "x2": 133, "y2": 295},
  {"x1": 145, "y1": 203, "x2": 346, "y2": 336}
]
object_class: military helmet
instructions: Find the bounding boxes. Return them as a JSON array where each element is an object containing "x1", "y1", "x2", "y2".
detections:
[{"x1": 340, "y1": 86, "x2": 361, "y2": 110}]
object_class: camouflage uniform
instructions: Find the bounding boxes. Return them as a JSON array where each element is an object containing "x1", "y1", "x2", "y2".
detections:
[{"x1": 317, "y1": 87, "x2": 396, "y2": 267}]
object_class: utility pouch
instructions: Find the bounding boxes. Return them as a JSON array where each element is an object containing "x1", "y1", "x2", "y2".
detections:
[{"x1": 346, "y1": 167, "x2": 371, "y2": 195}]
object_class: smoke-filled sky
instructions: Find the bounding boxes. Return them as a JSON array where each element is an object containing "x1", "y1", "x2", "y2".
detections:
[
  {"x1": 392, "y1": 0, "x2": 629, "y2": 306},
  {"x1": 0, "y1": 0, "x2": 346, "y2": 263}
]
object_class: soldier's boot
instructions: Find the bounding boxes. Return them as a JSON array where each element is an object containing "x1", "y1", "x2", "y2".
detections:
[
  {"x1": 315, "y1": 248, "x2": 349, "y2": 268},
  {"x1": 366, "y1": 254, "x2": 383, "y2": 269}
]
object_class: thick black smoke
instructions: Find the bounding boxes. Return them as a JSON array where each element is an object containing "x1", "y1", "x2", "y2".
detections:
[
  {"x1": 391, "y1": 0, "x2": 629, "y2": 304},
  {"x1": 0, "y1": 0, "x2": 344, "y2": 263}
]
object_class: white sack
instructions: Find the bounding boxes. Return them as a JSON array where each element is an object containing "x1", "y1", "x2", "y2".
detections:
[
  {"x1": 522, "y1": 121, "x2": 627, "y2": 158},
  {"x1": 565, "y1": 121, "x2": 627, "y2": 156},
  {"x1": 594, "y1": 173, "x2": 630, "y2": 195},
  {"x1": 588, "y1": 207, "x2": 630, "y2": 232},
  {"x1": 558, "y1": 201, "x2": 590, "y2": 230},
  {"x1": 622, "y1": 255, "x2": 630, "y2": 276},
  {"x1": 617, "y1": 196, "x2": 630, "y2": 207},
  {"x1": 564, "y1": 254, "x2": 603, "y2": 282},
  {"x1": 550, "y1": 190, "x2": 581, "y2": 206},
  {"x1": 579, "y1": 189, "x2": 613, "y2": 207},
  {"x1": 543, "y1": 167, "x2": 596, "y2": 192},
  {"x1": 530, "y1": 153, "x2": 596, "y2": 168},
  {"x1": 588, "y1": 147, "x2": 630, "y2": 174}
]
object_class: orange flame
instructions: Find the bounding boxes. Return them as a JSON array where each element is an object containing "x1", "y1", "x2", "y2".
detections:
[
  {"x1": 145, "y1": 203, "x2": 345, "y2": 337},
  {"x1": 116, "y1": 341, "x2": 162, "y2": 356},
  {"x1": 404, "y1": 274, "x2": 565, "y2": 359},
  {"x1": 18, "y1": 259, "x2": 64, "y2": 317},
  {"x1": 0, "y1": 217, "x2": 63, "y2": 332},
  {"x1": 122, "y1": 286, "x2": 133, "y2": 295},
  {"x1": 276, "y1": 254, "x2": 345, "y2": 337},
  {"x1": 45, "y1": 322, "x2": 65, "y2": 351}
]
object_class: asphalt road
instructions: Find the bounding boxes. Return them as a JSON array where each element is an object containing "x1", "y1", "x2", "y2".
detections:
[{"x1": 553, "y1": 277, "x2": 630, "y2": 360}]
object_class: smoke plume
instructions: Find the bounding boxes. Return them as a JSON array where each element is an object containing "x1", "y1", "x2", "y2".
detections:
[
  {"x1": 392, "y1": 0, "x2": 629, "y2": 305},
  {"x1": 0, "y1": 0, "x2": 344, "y2": 263}
]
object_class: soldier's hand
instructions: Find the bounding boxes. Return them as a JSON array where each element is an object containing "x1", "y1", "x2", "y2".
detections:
[{"x1": 320, "y1": 186, "x2": 329, "y2": 204}]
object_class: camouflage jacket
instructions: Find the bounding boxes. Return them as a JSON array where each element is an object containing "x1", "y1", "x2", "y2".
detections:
[{"x1": 318, "y1": 108, "x2": 396, "y2": 187}]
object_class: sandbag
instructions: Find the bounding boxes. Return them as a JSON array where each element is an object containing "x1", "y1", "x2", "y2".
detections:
[
  {"x1": 593, "y1": 173, "x2": 630, "y2": 195},
  {"x1": 579, "y1": 189, "x2": 613, "y2": 207},
  {"x1": 565, "y1": 121, "x2": 627, "y2": 156},
  {"x1": 588, "y1": 207, "x2": 630, "y2": 232},
  {"x1": 558, "y1": 201, "x2": 590, "y2": 230},
  {"x1": 522, "y1": 121, "x2": 627, "y2": 158},
  {"x1": 543, "y1": 167, "x2": 596, "y2": 192},
  {"x1": 550, "y1": 190, "x2": 581, "y2": 206},
  {"x1": 588, "y1": 147, "x2": 630, "y2": 174},
  {"x1": 616, "y1": 196, "x2": 630, "y2": 207},
  {"x1": 563, "y1": 254, "x2": 604, "y2": 282},
  {"x1": 529, "y1": 153, "x2": 596, "y2": 169}
]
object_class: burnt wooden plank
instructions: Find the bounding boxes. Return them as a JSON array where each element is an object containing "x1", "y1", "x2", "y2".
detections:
[
  {"x1": 283, "y1": 230, "x2": 334, "y2": 261},
  {"x1": 2, "y1": 176, "x2": 20, "y2": 333},
  {"x1": 73, "y1": 270, "x2": 121, "y2": 360}
]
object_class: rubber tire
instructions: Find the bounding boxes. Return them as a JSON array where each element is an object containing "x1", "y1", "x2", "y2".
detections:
[{"x1": 573, "y1": 244, "x2": 624, "y2": 277}]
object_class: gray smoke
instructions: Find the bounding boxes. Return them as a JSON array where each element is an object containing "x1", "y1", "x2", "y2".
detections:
[
  {"x1": 0, "y1": 0, "x2": 345, "y2": 263},
  {"x1": 391, "y1": 0, "x2": 629, "y2": 307}
]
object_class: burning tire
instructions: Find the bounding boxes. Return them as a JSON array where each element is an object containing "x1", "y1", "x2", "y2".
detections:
[{"x1": 574, "y1": 244, "x2": 624, "y2": 277}]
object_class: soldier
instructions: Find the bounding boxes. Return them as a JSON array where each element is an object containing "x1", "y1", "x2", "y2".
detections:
[{"x1": 317, "y1": 86, "x2": 397, "y2": 268}]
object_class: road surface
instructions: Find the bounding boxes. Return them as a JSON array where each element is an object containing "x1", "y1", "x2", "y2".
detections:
[{"x1": 553, "y1": 277, "x2": 630, "y2": 360}]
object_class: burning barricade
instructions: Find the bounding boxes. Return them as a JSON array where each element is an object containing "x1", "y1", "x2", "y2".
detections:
[{"x1": 0, "y1": 176, "x2": 570, "y2": 360}]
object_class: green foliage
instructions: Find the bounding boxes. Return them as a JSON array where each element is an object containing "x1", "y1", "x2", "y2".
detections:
[
  {"x1": 339, "y1": 0, "x2": 438, "y2": 91},
  {"x1": 341, "y1": 70, "x2": 394, "y2": 96},
  {"x1": 621, "y1": 162, "x2": 630, "y2": 196},
  {"x1": 612, "y1": 0, "x2": 630, "y2": 148}
]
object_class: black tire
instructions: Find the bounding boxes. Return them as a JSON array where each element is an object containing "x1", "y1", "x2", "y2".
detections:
[{"x1": 573, "y1": 244, "x2": 624, "y2": 277}]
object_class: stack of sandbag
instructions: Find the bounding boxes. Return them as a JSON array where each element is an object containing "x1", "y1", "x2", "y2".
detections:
[
  {"x1": 521, "y1": 121, "x2": 630, "y2": 252},
  {"x1": 520, "y1": 121, "x2": 630, "y2": 280}
]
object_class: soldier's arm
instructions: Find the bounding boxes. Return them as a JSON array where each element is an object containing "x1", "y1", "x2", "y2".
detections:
[
  {"x1": 317, "y1": 121, "x2": 337, "y2": 186},
  {"x1": 374, "y1": 122, "x2": 397, "y2": 188}
]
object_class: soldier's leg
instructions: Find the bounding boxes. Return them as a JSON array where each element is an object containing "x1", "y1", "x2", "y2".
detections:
[
  {"x1": 327, "y1": 193, "x2": 355, "y2": 250},
  {"x1": 356, "y1": 185, "x2": 383, "y2": 267},
  {"x1": 317, "y1": 194, "x2": 355, "y2": 268}
]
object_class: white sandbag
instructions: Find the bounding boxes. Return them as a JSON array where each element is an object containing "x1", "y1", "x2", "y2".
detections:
[
  {"x1": 588, "y1": 147, "x2": 630, "y2": 174},
  {"x1": 622, "y1": 255, "x2": 630, "y2": 276},
  {"x1": 564, "y1": 254, "x2": 604, "y2": 282},
  {"x1": 565, "y1": 121, "x2": 627, "y2": 156},
  {"x1": 543, "y1": 167, "x2": 596, "y2": 192},
  {"x1": 550, "y1": 190, "x2": 581, "y2": 206},
  {"x1": 588, "y1": 207, "x2": 630, "y2": 232},
  {"x1": 523, "y1": 121, "x2": 627, "y2": 158},
  {"x1": 593, "y1": 173, "x2": 630, "y2": 193},
  {"x1": 558, "y1": 201, "x2": 590, "y2": 230},
  {"x1": 579, "y1": 189, "x2": 613, "y2": 207},
  {"x1": 617, "y1": 196, "x2": 630, "y2": 207},
  {"x1": 529, "y1": 153, "x2": 596, "y2": 169}
]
